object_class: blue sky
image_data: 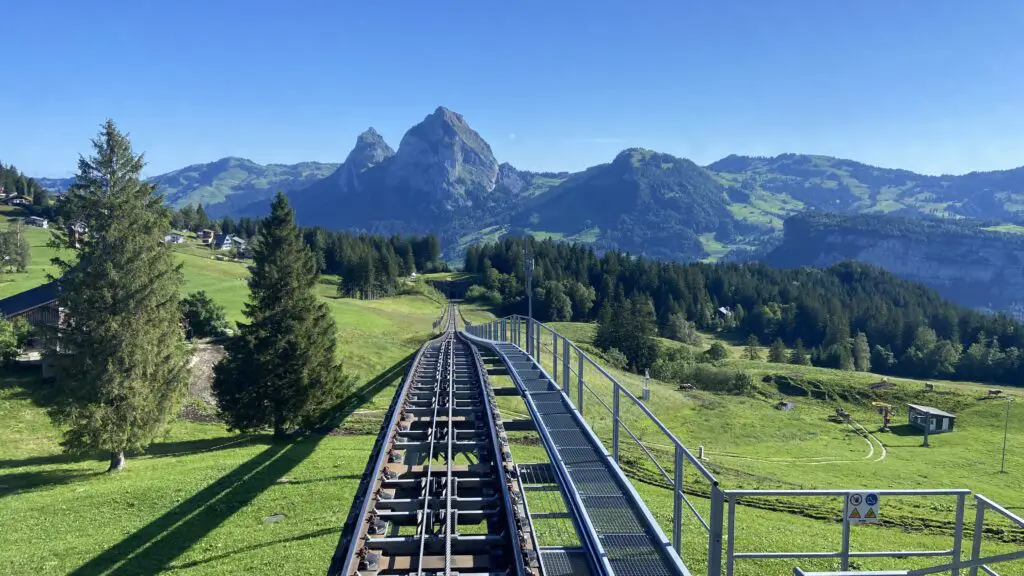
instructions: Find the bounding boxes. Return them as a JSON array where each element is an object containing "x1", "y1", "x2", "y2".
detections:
[{"x1": 4, "y1": 0, "x2": 1023, "y2": 178}]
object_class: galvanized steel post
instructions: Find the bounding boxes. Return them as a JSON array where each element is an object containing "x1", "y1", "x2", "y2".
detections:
[
  {"x1": 612, "y1": 382, "x2": 620, "y2": 463},
  {"x1": 552, "y1": 332, "x2": 558, "y2": 383},
  {"x1": 840, "y1": 494, "x2": 851, "y2": 570},
  {"x1": 577, "y1": 351, "x2": 585, "y2": 415},
  {"x1": 952, "y1": 492, "x2": 966, "y2": 576},
  {"x1": 708, "y1": 486, "x2": 724, "y2": 576},
  {"x1": 726, "y1": 495, "x2": 736, "y2": 576},
  {"x1": 673, "y1": 443, "x2": 683, "y2": 553},
  {"x1": 562, "y1": 338, "x2": 571, "y2": 393},
  {"x1": 969, "y1": 498, "x2": 985, "y2": 576}
]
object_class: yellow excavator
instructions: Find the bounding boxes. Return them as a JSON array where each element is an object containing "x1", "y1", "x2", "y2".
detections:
[{"x1": 872, "y1": 402, "x2": 893, "y2": 432}]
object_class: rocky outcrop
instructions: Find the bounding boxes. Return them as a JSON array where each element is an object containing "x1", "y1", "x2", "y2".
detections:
[{"x1": 766, "y1": 213, "x2": 1024, "y2": 317}]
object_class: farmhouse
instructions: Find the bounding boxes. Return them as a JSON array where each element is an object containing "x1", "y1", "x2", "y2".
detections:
[
  {"x1": 214, "y1": 234, "x2": 247, "y2": 251},
  {"x1": 164, "y1": 232, "x2": 185, "y2": 244},
  {"x1": 6, "y1": 195, "x2": 29, "y2": 206},
  {"x1": 199, "y1": 229, "x2": 216, "y2": 244},
  {"x1": 26, "y1": 216, "x2": 48, "y2": 228},
  {"x1": 907, "y1": 404, "x2": 957, "y2": 434}
]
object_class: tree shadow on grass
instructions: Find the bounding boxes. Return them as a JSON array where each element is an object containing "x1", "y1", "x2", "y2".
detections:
[
  {"x1": 68, "y1": 353, "x2": 419, "y2": 576},
  {"x1": 0, "y1": 469, "x2": 102, "y2": 498},
  {"x1": 317, "y1": 351, "x2": 417, "y2": 432},
  {"x1": 70, "y1": 439, "x2": 313, "y2": 576},
  {"x1": 164, "y1": 527, "x2": 337, "y2": 571},
  {"x1": 0, "y1": 435, "x2": 271, "y2": 470}
]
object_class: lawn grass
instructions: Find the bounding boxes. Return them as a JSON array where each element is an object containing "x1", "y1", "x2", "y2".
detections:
[{"x1": 0, "y1": 236, "x2": 446, "y2": 575}]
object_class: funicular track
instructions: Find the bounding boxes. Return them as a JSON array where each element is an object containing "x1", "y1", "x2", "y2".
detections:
[{"x1": 330, "y1": 305, "x2": 536, "y2": 576}]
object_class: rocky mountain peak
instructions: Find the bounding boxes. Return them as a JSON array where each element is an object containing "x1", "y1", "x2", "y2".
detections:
[
  {"x1": 332, "y1": 128, "x2": 395, "y2": 195},
  {"x1": 387, "y1": 107, "x2": 499, "y2": 207},
  {"x1": 345, "y1": 127, "x2": 394, "y2": 168}
]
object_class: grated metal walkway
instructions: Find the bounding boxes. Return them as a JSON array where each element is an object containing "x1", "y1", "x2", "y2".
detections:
[{"x1": 466, "y1": 335, "x2": 691, "y2": 576}]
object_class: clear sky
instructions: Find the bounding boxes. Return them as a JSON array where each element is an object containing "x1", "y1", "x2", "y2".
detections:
[{"x1": 4, "y1": 0, "x2": 1023, "y2": 178}]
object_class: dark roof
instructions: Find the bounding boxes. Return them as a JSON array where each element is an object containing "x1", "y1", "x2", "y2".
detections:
[
  {"x1": 214, "y1": 233, "x2": 230, "y2": 244},
  {"x1": 0, "y1": 281, "x2": 60, "y2": 318},
  {"x1": 907, "y1": 404, "x2": 957, "y2": 419}
]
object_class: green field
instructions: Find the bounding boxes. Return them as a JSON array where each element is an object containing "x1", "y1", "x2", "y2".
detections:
[
  {"x1": 0, "y1": 231, "x2": 445, "y2": 575},
  {"x1": 2, "y1": 225, "x2": 1022, "y2": 575},
  {"x1": 514, "y1": 321, "x2": 1024, "y2": 574}
]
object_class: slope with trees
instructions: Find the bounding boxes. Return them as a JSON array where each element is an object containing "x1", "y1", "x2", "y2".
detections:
[{"x1": 464, "y1": 236, "x2": 1024, "y2": 385}]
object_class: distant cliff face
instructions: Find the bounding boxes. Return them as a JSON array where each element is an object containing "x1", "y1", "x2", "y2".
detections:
[{"x1": 766, "y1": 213, "x2": 1024, "y2": 317}]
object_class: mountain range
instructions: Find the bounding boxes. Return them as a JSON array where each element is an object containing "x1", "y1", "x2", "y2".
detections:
[{"x1": 34, "y1": 106, "x2": 1024, "y2": 265}]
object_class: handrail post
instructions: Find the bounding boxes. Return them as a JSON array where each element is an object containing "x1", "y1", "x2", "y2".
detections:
[
  {"x1": 501, "y1": 318, "x2": 506, "y2": 342},
  {"x1": 612, "y1": 381, "x2": 620, "y2": 463},
  {"x1": 562, "y1": 337, "x2": 571, "y2": 393},
  {"x1": 535, "y1": 322, "x2": 541, "y2": 362},
  {"x1": 526, "y1": 317, "x2": 532, "y2": 355},
  {"x1": 726, "y1": 495, "x2": 736, "y2": 576},
  {"x1": 673, "y1": 443, "x2": 683, "y2": 553},
  {"x1": 552, "y1": 332, "x2": 559, "y2": 384},
  {"x1": 577, "y1": 349, "x2": 585, "y2": 415},
  {"x1": 841, "y1": 494, "x2": 851, "y2": 570},
  {"x1": 952, "y1": 492, "x2": 966, "y2": 576},
  {"x1": 708, "y1": 486, "x2": 724, "y2": 576},
  {"x1": 969, "y1": 498, "x2": 985, "y2": 576},
  {"x1": 514, "y1": 316, "x2": 519, "y2": 346}
]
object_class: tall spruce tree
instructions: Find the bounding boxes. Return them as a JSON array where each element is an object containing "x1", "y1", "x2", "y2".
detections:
[
  {"x1": 213, "y1": 193, "x2": 347, "y2": 439},
  {"x1": 46, "y1": 120, "x2": 190, "y2": 472}
]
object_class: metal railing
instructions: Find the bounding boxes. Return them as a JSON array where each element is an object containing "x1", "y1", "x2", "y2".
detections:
[
  {"x1": 722, "y1": 489, "x2": 969, "y2": 575},
  {"x1": 790, "y1": 498, "x2": 1023, "y2": 576},
  {"x1": 466, "y1": 315, "x2": 1024, "y2": 576},
  {"x1": 467, "y1": 314, "x2": 725, "y2": 574}
]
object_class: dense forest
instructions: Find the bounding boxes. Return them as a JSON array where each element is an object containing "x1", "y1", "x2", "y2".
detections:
[{"x1": 464, "y1": 237, "x2": 1024, "y2": 385}]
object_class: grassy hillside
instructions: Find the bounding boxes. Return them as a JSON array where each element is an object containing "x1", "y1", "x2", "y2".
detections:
[
  {"x1": 0, "y1": 231, "x2": 444, "y2": 575},
  {"x1": 512, "y1": 320, "x2": 1024, "y2": 574}
]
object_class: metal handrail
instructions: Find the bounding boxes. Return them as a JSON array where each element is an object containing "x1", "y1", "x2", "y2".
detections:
[
  {"x1": 466, "y1": 314, "x2": 722, "y2": 573},
  {"x1": 724, "y1": 488, "x2": 969, "y2": 576}
]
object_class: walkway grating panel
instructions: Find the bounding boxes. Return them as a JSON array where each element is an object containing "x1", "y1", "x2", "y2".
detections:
[
  {"x1": 540, "y1": 548, "x2": 593, "y2": 576},
  {"x1": 470, "y1": 333, "x2": 688, "y2": 576}
]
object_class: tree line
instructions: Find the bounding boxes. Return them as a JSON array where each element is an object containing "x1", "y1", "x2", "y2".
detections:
[
  {"x1": 464, "y1": 237, "x2": 1024, "y2": 385},
  {"x1": 169, "y1": 205, "x2": 448, "y2": 298},
  {"x1": 0, "y1": 162, "x2": 50, "y2": 206}
]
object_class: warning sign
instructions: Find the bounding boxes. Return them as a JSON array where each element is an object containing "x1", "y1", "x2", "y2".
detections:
[{"x1": 847, "y1": 492, "x2": 880, "y2": 524}]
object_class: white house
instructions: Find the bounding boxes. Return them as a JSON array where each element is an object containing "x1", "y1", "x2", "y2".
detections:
[
  {"x1": 164, "y1": 233, "x2": 185, "y2": 244},
  {"x1": 26, "y1": 216, "x2": 48, "y2": 229}
]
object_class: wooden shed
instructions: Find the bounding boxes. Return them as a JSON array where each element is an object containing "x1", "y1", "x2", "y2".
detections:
[{"x1": 907, "y1": 404, "x2": 957, "y2": 434}]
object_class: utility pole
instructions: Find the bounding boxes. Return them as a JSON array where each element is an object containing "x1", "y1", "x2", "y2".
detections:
[
  {"x1": 523, "y1": 245, "x2": 534, "y2": 356},
  {"x1": 1001, "y1": 397, "x2": 1012, "y2": 474}
]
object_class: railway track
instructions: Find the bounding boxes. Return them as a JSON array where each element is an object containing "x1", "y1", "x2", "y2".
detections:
[{"x1": 330, "y1": 304, "x2": 536, "y2": 576}]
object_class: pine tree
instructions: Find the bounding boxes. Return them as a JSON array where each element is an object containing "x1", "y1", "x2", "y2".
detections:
[
  {"x1": 744, "y1": 334, "x2": 761, "y2": 360},
  {"x1": 768, "y1": 338, "x2": 787, "y2": 363},
  {"x1": 213, "y1": 193, "x2": 348, "y2": 439},
  {"x1": 789, "y1": 339, "x2": 809, "y2": 365},
  {"x1": 46, "y1": 120, "x2": 191, "y2": 472},
  {"x1": 195, "y1": 203, "x2": 210, "y2": 231}
]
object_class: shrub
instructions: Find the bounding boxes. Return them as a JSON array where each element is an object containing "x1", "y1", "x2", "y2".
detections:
[{"x1": 181, "y1": 291, "x2": 229, "y2": 339}]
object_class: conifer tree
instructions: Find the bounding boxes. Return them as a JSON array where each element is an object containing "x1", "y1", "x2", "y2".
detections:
[
  {"x1": 789, "y1": 338, "x2": 809, "y2": 365},
  {"x1": 744, "y1": 334, "x2": 761, "y2": 360},
  {"x1": 768, "y1": 338, "x2": 787, "y2": 363},
  {"x1": 46, "y1": 120, "x2": 190, "y2": 472},
  {"x1": 213, "y1": 193, "x2": 348, "y2": 439}
]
